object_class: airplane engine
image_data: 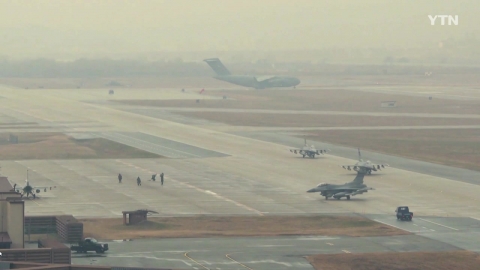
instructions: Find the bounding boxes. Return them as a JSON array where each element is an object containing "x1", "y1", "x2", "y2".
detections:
[
  {"x1": 36, "y1": 189, "x2": 40, "y2": 193},
  {"x1": 333, "y1": 192, "x2": 347, "y2": 199}
]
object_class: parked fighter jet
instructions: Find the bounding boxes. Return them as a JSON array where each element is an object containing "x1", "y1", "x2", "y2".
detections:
[
  {"x1": 11, "y1": 170, "x2": 56, "y2": 199},
  {"x1": 204, "y1": 58, "x2": 300, "y2": 89},
  {"x1": 307, "y1": 172, "x2": 374, "y2": 200},
  {"x1": 290, "y1": 138, "x2": 329, "y2": 158},
  {"x1": 342, "y1": 148, "x2": 389, "y2": 174}
]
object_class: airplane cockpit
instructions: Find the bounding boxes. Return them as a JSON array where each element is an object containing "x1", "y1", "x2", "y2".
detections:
[{"x1": 317, "y1": 183, "x2": 328, "y2": 187}]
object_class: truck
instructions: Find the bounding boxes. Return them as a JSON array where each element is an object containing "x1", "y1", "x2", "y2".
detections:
[
  {"x1": 396, "y1": 206, "x2": 413, "y2": 221},
  {"x1": 70, "y1": 238, "x2": 109, "y2": 254}
]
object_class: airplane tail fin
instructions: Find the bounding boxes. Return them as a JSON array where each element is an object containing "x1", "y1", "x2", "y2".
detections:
[
  {"x1": 352, "y1": 172, "x2": 365, "y2": 184},
  {"x1": 203, "y1": 58, "x2": 231, "y2": 76}
]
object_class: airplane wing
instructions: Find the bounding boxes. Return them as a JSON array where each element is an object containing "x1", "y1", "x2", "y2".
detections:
[
  {"x1": 341, "y1": 165, "x2": 358, "y2": 170},
  {"x1": 255, "y1": 76, "x2": 277, "y2": 82},
  {"x1": 350, "y1": 187, "x2": 375, "y2": 196},
  {"x1": 331, "y1": 187, "x2": 375, "y2": 198},
  {"x1": 316, "y1": 149, "x2": 329, "y2": 155},
  {"x1": 31, "y1": 186, "x2": 56, "y2": 192},
  {"x1": 371, "y1": 163, "x2": 390, "y2": 170},
  {"x1": 290, "y1": 148, "x2": 306, "y2": 155},
  {"x1": 290, "y1": 149, "x2": 329, "y2": 155}
]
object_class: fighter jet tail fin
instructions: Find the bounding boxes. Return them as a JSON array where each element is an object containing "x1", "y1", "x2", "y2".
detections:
[
  {"x1": 203, "y1": 58, "x2": 231, "y2": 76},
  {"x1": 352, "y1": 172, "x2": 365, "y2": 184}
]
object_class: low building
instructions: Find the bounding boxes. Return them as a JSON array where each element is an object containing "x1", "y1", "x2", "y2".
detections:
[{"x1": 0, "y1": 177, "x2": 24, "y2": 249}]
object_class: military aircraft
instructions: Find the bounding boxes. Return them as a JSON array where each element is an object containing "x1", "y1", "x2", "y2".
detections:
[
  {"x1": 342, "y1": 148, "x2": 389, "y2": 174},
  {"x1": 290, "y1": 138, "x2": 329, "y2": 158},
  {"x1": 307, "y1": 172, "x2": 374, "y2": 200},
  {"x1": 11, "y1": 170, "x2": 56, "y2": 199},
  {"x1": 203, "y1": 58, "x2": 300, "y2": 89}
]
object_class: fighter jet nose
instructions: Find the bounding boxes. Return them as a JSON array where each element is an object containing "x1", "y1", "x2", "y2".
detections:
[{"x1": 307, "y1": 188, "x2": 315, "y2": 193}]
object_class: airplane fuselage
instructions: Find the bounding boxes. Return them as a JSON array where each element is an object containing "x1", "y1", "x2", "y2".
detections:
[{"x1": 213, "y1": 75, "x2": 300, "y2": 89}]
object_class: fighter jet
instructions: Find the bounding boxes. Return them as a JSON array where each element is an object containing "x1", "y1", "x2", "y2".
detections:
[
  {"x1": 307, "y1": 172, "x2": 374, "y2": 200},
  {"x1": 342, "y1": 148, "x2": 389, "y2": 175},
  {"x1": 11, "y1": 170, "x2": 56, "y2": 199},
  {"x1": 290, "y1": 138, "x2": 329, "y2": 158},
  {"x1": 203, "y1": 58, "x2": 300, "y2": 89}
]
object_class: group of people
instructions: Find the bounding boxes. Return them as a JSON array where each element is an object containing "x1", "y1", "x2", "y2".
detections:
[{"x1": 117, "y1": 173, "x2": 164, "y2": 186}]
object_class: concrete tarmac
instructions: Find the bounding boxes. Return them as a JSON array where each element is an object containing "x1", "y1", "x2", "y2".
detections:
[
  {"x1": 71, "y1": 233, "x2": 460, "y2": 269},
  {"x1": 0, "y1": 87, "x2": 479, "y2": 219},
  {"x1": 0, "y1": 86, "x2": 479, "y2": 267}
]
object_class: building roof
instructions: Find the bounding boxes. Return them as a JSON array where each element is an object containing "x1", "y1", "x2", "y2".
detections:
[
  {"x1": 0, "y1": 177, "x2": 14, "y2": 192},
  {"x1": 122, "y1": 209, "x2": 158, "y2": 214}
]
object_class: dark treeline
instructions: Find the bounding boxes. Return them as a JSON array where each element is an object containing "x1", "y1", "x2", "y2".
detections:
[
  {"x1": 0, "y1": 58, "x2": 479, "y2": 78},
  {"x1": 0, "y1": 58, "x2": 211, "y2": 77}
]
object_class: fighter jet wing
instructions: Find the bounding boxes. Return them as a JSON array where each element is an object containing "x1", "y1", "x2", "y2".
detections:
[
  {"x1": 289, "y1": 148, "x2": 306, "y2": 155},
  {"x1": 349, "y1": 187, "x2": 375, "y2": 196},
  {"x1": 31, "y1": 186, "x2": 56, "y2": 192},
  {"x1": 341, "y1": 165, "x2": 358, "y2": 170},
  {"x1": 315, "y1": 149, "x2": 329, "y2": 155},
  {"x1": 371, "y1": 163, "x2": 390, "y2": 169}
]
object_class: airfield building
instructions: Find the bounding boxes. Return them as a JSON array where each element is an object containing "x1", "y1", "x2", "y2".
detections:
[{"x1": 0, "y1": 177, "x2": 24, "y2": 249}]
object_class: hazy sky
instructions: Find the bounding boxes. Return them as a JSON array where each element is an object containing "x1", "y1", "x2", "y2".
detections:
[{"x1": 0, "y1": 0, "x2": 478, "y2": 58}]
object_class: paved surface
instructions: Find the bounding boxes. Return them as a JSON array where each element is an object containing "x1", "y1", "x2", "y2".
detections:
[
  {"x1": 71, "y1": 233, "x2": 460, "y2": 269},
  {"x1": 0, "y1": 87, "x2": 479, "y2": 220},
  {"x1": 0, "y1": 86, "x2": 479, "y2": 268},
  {"x1": 122, "y1": 107, "x2": 480, "y2": 119},
  {"x1": 93, "y1": 132, "x2": 229, "y2": 158},
  {"x1": 234, "y1": 131, "x2": 480, "y2": 186}
]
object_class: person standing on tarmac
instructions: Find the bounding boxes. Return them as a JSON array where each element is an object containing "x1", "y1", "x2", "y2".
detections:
[
  {"x1": 118, "y1": 173, "x2": 122, "y2": 184},
  {"x1": 137, "y1": 176, "x2": 141, "y2": 186},
  {"x1": 160, "y1": 173, "x2": 164, "y2": 186}
]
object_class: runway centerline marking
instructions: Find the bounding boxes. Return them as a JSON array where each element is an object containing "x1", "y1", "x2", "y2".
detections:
[
  {"x1": 184, "y1": 252, "x2": 210, "y2": 270},
  {"x1": 418, "y1": 218, "x2": 458, "y2": 231},
  {"x1": 101, "y1": 132, "x2": 202, "y2": 158},
  {"x1": 116, "y1": 160, "x2": 263, "y2": 216},
  {"x1": 226, "y1": 253, "x2": 254, "y2": 270}
]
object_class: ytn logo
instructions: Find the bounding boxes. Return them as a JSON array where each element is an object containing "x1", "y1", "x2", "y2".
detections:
[{"x1": 428, "y1": 15, "x2": 458, "y2": 26}]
